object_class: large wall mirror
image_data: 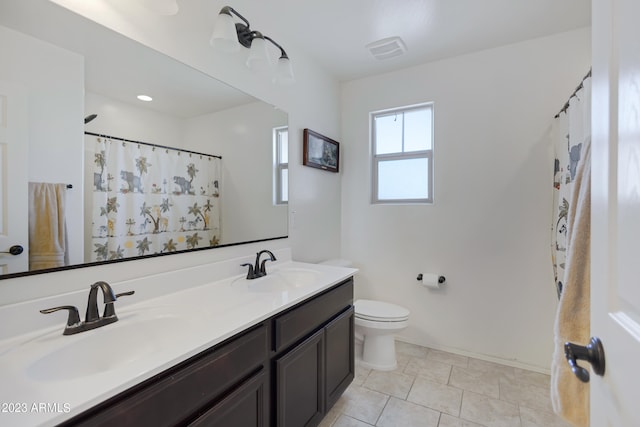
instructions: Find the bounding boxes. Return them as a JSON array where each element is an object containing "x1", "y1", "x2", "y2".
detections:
[{"x1": 0, "y1": 2, "x2": 288, "y2": 279}]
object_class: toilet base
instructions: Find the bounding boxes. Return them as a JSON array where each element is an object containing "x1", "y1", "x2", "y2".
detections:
[{"x1": 360, "y1": 334, "x2": 398, "y2": 371}]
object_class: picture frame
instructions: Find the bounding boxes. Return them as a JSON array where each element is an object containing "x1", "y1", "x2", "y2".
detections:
[{"x1": 303, "y1": 128, "x2": 340, "y2": 173}]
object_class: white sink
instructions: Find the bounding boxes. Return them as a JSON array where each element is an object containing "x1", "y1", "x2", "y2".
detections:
[
  {"x1": 232, "y1": 267, "x2": 321, "y2": 293},
  {"x1": 27, "y1": 313, "x2": 194, "y2": 382}
]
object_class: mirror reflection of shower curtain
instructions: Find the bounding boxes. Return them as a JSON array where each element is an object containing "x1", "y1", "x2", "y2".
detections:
[
  {"x1": 550, "y1": 76, "x2": 591, "y2": 299},
  {"x1": 87, "y1": 135, "x2": 221, "y2": 262}
]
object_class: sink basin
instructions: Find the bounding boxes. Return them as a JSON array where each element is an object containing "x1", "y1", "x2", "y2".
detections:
[
  {"x1": 275, "y1": 267, "x2": 321, "y2": 286},
  {"x1": 232, "y1": 267, "x2": 321, "y2": 293},
  {"x1": 27, "y1": 314, "x2": 193, "y2": 382}
]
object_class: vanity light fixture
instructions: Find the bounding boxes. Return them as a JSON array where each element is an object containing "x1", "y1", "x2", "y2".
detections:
[
  {"x1": 137, "y1": 95, "x2": 153, "y2": 102},
  {"x1": 210, "y1": 6, "x2": 295, "y2": 85}
]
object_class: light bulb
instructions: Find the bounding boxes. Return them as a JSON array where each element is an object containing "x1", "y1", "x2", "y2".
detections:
[{"x1": 210, "y1": 11, "x2": 240, "y2": 52}]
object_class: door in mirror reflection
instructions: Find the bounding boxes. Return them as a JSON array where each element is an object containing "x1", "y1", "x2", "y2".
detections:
[{"x1": 0, "y1": 81, "x2": 28, "y2": 274}]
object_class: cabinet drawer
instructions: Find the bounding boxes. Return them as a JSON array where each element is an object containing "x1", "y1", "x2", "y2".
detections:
[
  {"x1": 190, "y1": 370, "x2": 268, "y2": 427},
  {"x1": 273, "y1": 279, "x2": 353, "y2": 353},
  {"x1": 67, "y1": 324, "x2": 268, "y2": 427}
]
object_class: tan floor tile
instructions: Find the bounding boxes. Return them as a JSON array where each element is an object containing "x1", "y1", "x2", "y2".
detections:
[
  {"x1": 363, "y1": 369, "x2": 415, "y2": 399},
  {"x1": 326, "y1": 344, "x2": 566, "y2": 427},
  {"x1": 519, "y1": 405, "x2": 572, "y2": 427},
  {"x1": 334, "y1": 414, "x2": 375, "y2": 427},
  {"x1": 427, "y1": 349, "x2": 469, "y2": 368},
  {"x1": 395, "y1": 351, "x2": 411, "y2": 371},
  {"x1": 499, "y1": 377, "x2": 553, "y2": 413},
  {"x1": 467, "y1": 358, "x2": 516, "y2": 381},
  {"x1": 438, "y1": 413, "x2": 486, "y2": 427},
  {"x1": 513, "y1": 368, "x2": 551, "y2": 389},
  {"x1": 333, "y1": 385, "x2": 389, "y2": 425},
  {"x1": 319, "y1": 404, "x2": 343, "y2": 427},
  {"x1": 396, "y1": 340, "x2": 430, "y2": 358},
  {"x1": 377, "y1": 397, "x2": 440, "y2": 427},
  {"x1": 407, "y1": 376, "x2": 463, "y2": 416},
  {"x1": 449, "y1": 365, "x2": 500, "y2": 399},
  {"x1": 404, "y1": 356, "x2": 452, "y2": 384},
  {"x1": 460, "y1": 391, "x2": 520, "y2": 427},
  {"x1": 354, "y1": 364, "x2": 372, "y2": 386}
]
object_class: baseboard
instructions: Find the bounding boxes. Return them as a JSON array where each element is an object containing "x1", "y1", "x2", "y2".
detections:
[{"x1": 394, "y1": 336, "x2": 551, "y2": 375}]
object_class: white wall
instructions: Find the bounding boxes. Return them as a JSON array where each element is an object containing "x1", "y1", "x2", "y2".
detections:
[
  {"x1": 184, "y1": 102, "x2": 288, "y2": 244},
  {"x1": 340, "y1": 28, "x2": 591, "y2": 370},
  {"x1": 85, "y1": 91, "x2": 186, "y2": 147},
  {"x1": 0, "y1": 25, "x2": 84, "y2": 266}
]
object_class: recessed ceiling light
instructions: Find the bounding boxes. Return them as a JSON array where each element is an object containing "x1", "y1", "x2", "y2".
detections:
[{"x1": 137, "y1": 95, "x2": 153, "y2": 102}]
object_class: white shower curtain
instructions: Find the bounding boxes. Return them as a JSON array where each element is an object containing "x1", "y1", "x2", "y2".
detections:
[
  {"x1": 551, "y1": 75, "x2": 591, "y2": 299},
  {"x1": 550, "y1": 74, "x2": 591, "y2": 427},
  {"x1": 88, "y1": 135, "x2": 221, "y2": 261}
]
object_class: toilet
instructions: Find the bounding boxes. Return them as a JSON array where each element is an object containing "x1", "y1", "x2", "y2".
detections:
[
  {"x1": 318, "y1": 259, "x2": 410, "y2": 371},
  {"x1": 354, "y1": 299, "x2": 410, "y2": 371}
]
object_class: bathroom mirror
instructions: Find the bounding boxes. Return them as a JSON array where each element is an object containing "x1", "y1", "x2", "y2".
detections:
[{"x1": 0, "y1": 2, "x2": 288, "y2": 279}]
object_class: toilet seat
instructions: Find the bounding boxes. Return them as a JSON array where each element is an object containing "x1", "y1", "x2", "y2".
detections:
[{"x1": 354, "y1": 299, "x2": 409, "y2": 322}]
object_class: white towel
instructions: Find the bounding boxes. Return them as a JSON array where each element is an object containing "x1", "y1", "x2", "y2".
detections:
[
  {"x1": 550, "y1": 136, "x2": 591, "y2": 426},
  {"x1": 28, "y1": 182, "x2": 69, "y2": 270}
]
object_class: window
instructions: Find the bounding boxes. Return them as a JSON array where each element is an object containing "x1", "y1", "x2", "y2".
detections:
[
  {"x1": 274, "y1": 126, "x2": 288, "y2": 205},
  {"x1": 371, "y1": 103, "x2": 433, "y2": 204}
]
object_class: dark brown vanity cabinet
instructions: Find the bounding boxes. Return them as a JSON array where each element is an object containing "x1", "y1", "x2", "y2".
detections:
[
  {"x1": 273, "y1": 280, "x2": 355, "y2": 427},
  {"x1": 60, "y1": 278, "x2": 354, "y2": 427},
  {"x1": 324, "y1": 306, "x2": 355, "y2": 409},
  {"x1": 62, "y1": 324, "x2": 269, "y2": 427},
  {"x1": 275, "y1": 329, "x2": 326, "y2": 427}
]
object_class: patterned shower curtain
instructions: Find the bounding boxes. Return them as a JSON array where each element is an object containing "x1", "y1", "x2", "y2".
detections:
[
  {"x1": 88, "y1": 134, "x2": 221, "y2": 261},
  {"x1": 550, "y1": 74, "x2": 591, "y2": 299}
]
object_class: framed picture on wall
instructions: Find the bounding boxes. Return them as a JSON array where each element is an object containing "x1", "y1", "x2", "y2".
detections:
[{"x1": 303, "y1": 128, "x2": 340, "y2": 173}]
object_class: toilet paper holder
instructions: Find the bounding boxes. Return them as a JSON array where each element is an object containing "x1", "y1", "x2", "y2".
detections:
[{"x1": 416, "y1": 273, "x2": 446, "y2": 284}]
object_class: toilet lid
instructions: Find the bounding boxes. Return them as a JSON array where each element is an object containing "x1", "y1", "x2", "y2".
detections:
[{"x1": 354, "y1": 299, "x2": 410, "y2": 321}]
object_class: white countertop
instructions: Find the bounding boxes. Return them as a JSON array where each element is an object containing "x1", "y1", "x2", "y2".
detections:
[{"x1": 0, "y1": 253, "x2": 357, "y2": 427}]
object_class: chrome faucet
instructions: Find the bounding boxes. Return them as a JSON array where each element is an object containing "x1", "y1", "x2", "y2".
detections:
[
  {"x1": 241, "y1": 250, "x2": 277, "y2": 279},
  {"x1": 40, "y1": 281, "x2": 134, "y2": 335}
]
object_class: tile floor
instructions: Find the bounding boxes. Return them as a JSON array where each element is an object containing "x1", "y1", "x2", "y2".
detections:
[{"x1": 319, "y1": 342, "x2": 571, "y2": 427}]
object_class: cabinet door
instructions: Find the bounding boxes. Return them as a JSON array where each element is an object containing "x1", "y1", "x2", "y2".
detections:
[
  {"x1": 190, "y1": 370, "x2": 268, "y2": 427},
  {"x1": 325, "y1": 307, "x2": 354, "y2": 410},
  {"x1": 276, "y1": 329, "x2": 325, "y2": 427}
]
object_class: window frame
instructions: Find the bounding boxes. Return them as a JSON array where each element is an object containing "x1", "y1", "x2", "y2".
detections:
[
  {"x1": 370, "y1": 103, "x2": 434, "y2": 205},
  {"x1": 273, "y1": 126, "x2": 288, "y2": 205}
]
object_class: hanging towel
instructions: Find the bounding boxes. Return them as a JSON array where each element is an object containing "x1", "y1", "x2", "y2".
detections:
[
  {"x1": 28, "y1": 182, "x2": 69, "y2": 270},
  {"x1": 550, "y1": 136, "x2": 591, "y2": 426}
]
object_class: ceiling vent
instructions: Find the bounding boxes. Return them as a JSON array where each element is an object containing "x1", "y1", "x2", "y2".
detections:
[{"x1": 366, "y1": 37, "x2": 407, "y2": 60}]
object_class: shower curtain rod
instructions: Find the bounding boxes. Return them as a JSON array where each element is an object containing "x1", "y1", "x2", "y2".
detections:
[
  {"x1": 554, "y1": 68, "x2": 592, "y2": 119},
  {"x1": 84, "y1": 131, "x2": 222, "y2": 159}
]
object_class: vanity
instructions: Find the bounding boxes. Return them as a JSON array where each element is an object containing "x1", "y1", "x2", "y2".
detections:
[{"x1": 0, "y1": 250, "x2": 357, "y2": 427}]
